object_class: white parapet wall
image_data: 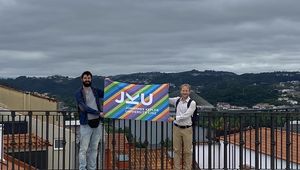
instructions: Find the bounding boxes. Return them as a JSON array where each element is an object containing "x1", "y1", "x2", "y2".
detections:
[{"x1": 0, "y1": 124, "x2": 3, "y2": 161}]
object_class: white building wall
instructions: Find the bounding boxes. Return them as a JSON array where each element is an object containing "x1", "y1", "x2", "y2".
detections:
[
  {"x1": 30, "y1": 114, "x2": 76, "y2": 170},
  {"x1": 0, "y1": 124, "x2": 3, "y2": 161},
  {"x1": 195, "y1": 142, "x2": 300, "y2": 169}
]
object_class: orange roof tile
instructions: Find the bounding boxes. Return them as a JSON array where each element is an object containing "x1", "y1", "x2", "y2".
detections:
[
  {"x1": 105, "y1": 133, "x2": 129, "y2": 153},
  {"x1": 105, "y1": 133, "x2": 172, "y2": 169},
  {"x1": 0, "y1": 154, "x2": 36, "y2": 170},
  {"x1": 127, "y1": 148, "x2": 173, "y2": 170},
  {"x1": 220, "y1": 127, "x2": 300, "y2": 164},
  {"x1": 3, "y1": 133, "x2": 51, "y2": 150}
]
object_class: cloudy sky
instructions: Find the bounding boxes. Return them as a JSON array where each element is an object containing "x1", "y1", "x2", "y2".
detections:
[{"x1": 0, "y1": 0, "x2": 300, "y2": 77}]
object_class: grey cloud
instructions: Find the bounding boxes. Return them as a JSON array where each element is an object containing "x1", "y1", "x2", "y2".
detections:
[{"x1": 0, "y1": 0, "x2": 300, "y2": 77}]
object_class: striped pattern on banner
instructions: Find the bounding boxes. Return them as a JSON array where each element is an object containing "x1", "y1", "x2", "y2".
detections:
[{"x1": 103, "y1": 79, "x2": 170, "y2": 121}]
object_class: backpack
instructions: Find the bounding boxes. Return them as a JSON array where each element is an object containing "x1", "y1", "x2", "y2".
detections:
[{"x1": 175, "y1": 98, "x2": 198, "y2": 126}]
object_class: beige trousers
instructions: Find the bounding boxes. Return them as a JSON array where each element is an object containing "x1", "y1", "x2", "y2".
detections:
[{"x1": 173, "y1": 125, "x2": 193, "y2": 170}]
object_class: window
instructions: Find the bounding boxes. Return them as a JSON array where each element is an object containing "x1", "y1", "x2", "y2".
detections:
[
  {"x1": 116, "y1": 154, "x2": 129, "y2": 161},
  {"x1": 54, "y1": 139, "x2": 64, "y2": 150}
]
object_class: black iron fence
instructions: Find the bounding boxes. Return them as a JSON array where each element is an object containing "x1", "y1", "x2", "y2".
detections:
[{"x1": 0, "y1": 108, "x2": 300, "y2": 170}]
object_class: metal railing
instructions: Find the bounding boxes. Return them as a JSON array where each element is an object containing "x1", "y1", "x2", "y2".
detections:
[
  {"x1": 194, "y1": 108, "x2": 300, "y2": 170},
  {"x1": 0, "y1": 108, "x2": 300, "y2": 170}
]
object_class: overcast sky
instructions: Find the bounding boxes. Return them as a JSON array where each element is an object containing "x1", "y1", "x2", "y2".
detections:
[{"x1": 0, "y1": 0, "x2": 300, "y2": 77}]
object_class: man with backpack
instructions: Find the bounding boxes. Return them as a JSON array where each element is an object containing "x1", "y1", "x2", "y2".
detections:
[{"x1": 169, "y1": 84, "x2": 197, "y2": 170}]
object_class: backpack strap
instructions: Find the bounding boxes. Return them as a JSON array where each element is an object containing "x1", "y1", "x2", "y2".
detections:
[
  {"x1": 177, "y1": 98, "x2": 193, "y2": 109},
  {"x1": 175, "y1": 98, "x2": 180, "y2": 113},
  {"x1": 187, "y1": 99, "x2": 193, "y2": 108}
]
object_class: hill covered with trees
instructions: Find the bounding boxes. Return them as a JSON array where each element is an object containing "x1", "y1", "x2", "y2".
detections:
[{"x1": 1, "y1": 70, "x2": 300, "y2": 109}]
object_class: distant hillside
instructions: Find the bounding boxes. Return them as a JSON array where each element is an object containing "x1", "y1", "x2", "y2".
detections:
[{"x1": 1, "y1": 70, "x2": 300, "y2": 109}]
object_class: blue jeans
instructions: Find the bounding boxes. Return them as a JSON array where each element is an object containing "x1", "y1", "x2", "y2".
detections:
[{"x1": 79, "y1": 124, "x2": 104, "y2": 170}]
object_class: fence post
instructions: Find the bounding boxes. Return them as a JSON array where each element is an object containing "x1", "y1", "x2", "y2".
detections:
[
  {"x1": 223, "y1": 113, "x2": 228, "y2": 170},
  {"x1": 255, "y1": 113, "x2": 260, "y2": 169},
  {"x1": 286, "y1": 113, "x2": 291, "y2": 170},
  {"x1": 239, "y1": 115, "x2": 244, "y2": 170},
  {"x1": 207, "y1": 114, "x2": 212, "y2": 170}
]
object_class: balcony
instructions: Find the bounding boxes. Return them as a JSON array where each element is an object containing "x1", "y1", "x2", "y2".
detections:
[{"x1": 0, "y1": 108, "x2": 300, "y2": 169}]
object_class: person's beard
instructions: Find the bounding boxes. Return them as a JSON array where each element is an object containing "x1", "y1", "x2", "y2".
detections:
[{"x1": 83, "y1": 81, "x2": 91, "y2": 87}]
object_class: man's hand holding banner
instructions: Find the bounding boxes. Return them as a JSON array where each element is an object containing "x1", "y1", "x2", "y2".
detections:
[{"x1": 103, "y1": 79, "x2": 170, "y2": 121}]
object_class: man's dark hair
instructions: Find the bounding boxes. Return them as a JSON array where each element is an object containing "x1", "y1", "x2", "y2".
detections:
[{"x1": 81, "y1": 71, "x2": 93, "y2": 79}]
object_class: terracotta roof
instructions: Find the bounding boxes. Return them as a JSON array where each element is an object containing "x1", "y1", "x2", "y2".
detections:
[
  {"x1": 106, "y1": 148, "x2": 173, "y2": 170},
  {"x1": 220, "y1": 127, "x2": 300, "y2": 164},
  {"x1": 0, "y1": 154, "x2": 36, "y2": 170},
  {"x1": 105, "y1": 133, "x2": 129, "y2": 152},
  {"x1": 128, "y1": 148, "x2": 173, "y2": 169},
  {"x1": 105, "y1": 133, "x2": 172, "y2": 169},
  {"x1": 3, "y1": 133, "x2": 51, "y2": 150}
]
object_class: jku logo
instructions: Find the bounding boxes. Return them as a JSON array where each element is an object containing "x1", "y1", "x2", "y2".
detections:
[{"x1": 115, "y1": 92, "x2": 153, "y2": 106}]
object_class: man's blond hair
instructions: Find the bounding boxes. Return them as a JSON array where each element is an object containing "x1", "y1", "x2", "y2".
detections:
[{"x1": 180, "y1": 84, "x2": 191, "y2": 91}]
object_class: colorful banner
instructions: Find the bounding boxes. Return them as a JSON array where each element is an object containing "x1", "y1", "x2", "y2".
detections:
[{"x1": 103, "y1": 79, "x2": 170, "y2": 121}]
